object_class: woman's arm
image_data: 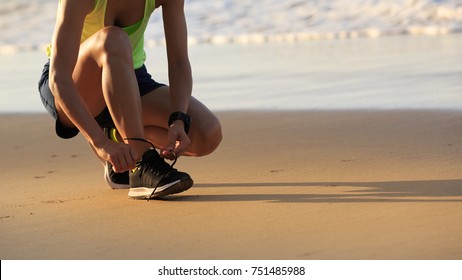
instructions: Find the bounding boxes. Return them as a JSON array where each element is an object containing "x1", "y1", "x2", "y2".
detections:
[
  {"x1": 161, "y1": 0, "x2": 193, "y2": 157},
  {"x1": 162, "y1": 0, "x2": 192, "y2": 114},
  {"x1": 49, "y1": 0, "x2": 106, "y2": 147},
  {"x1": 49, "y1": 0, "x2": 136, "y2": 171}
]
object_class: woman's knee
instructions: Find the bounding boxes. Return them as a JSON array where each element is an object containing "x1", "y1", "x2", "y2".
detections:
[
  {"x1": 94, "y1": 27, "x2": 133, "y2": 65},
  {"x1": 193, "y1": 115, "x2": 222, "y2": 156}
]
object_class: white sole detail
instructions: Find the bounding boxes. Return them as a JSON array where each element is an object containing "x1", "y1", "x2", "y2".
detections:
[
  {"x1": 128, "y1": 179, "x2": 181, "y2": 199},
  {"x1": 104, "y1": 166, "x2": 130, "y2": 189}
]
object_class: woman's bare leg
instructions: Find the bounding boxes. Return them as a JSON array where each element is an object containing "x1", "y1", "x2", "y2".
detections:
[
  {"x1": 55, "y1": 27, "x2": 151, "y2": 158},
  {"x1": 140, "y1": 86, "x2": 222, "y2": 157}
]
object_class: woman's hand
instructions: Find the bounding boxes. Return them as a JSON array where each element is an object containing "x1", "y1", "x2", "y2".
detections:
[
  {"x1": 93, "y1": 138, "x2": 138, "y2": 172},
  {"x1": 161, "y1": 120, "x2": 190, "y2": 160}
]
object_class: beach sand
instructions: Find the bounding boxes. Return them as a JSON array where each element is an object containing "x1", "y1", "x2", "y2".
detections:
[{"x1": 1, "y1": 110, "x2": 462, "y2": 260}]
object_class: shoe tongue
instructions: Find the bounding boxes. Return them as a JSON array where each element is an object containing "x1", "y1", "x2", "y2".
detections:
[
  {"x1": 140, "y1": 149, "x2": 169, "y2": 171},
  {"x1": 141, "y1": 149, "x2": 161, "y2": 161},
  {"x1": 139, "y1": 149, "x2": 173, "y2": 176}
]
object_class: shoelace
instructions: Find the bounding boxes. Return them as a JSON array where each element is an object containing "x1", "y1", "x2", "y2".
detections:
[{"x1": 124, "y1": 137, "x2": 177, "y2": 200}]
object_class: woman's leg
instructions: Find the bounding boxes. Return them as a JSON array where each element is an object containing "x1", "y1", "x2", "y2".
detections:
[
  {"x1": 141, "y1": 86, "x2": 222, "y2": 157},
  {"x1": 51, "y1": 27, "x2": 193, "y2": 196},
  {"x1": 54, "y1": 26, "x2": 150, "y2": 156}
]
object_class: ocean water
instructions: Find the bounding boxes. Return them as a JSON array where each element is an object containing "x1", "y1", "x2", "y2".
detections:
[
  {"x1": 0, "y1": 0, "x2": 461, "y2": 112},
  {"x1": 1, "y1": 0, "x2": 462, "y2": 51},
  {"x1": 1, "y1": 33, "x2": 461, "y2": 112}
]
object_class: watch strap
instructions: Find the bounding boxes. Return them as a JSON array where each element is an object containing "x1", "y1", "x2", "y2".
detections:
[{"x1": 168, "y1": 111, "x2": 191, "y2": 134}]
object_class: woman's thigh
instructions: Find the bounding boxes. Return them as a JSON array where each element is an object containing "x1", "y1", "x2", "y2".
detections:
[
  {"x1": 141, "y1": 87, "x2": 218, "y2": 128},
  {"x1": 55, "y1": 27, "x2": 132, "y2": 127},
  {"x1": 141, "y1": 86, "x2": 222, "y2": 153}
]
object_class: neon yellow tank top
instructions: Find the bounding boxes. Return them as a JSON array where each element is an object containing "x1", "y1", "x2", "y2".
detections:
[{"x1": 47, "y1": 0, "x2": 156, "y2": 69}]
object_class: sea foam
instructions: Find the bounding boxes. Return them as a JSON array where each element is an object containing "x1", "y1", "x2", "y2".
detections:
[{"x1": 1, "y1": 0, "x2": 462, "y2": 53}]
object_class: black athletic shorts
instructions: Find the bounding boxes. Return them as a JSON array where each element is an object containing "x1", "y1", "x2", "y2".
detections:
[{"x1": 38, "y1": 60, "x2": 166, "y2": 139}]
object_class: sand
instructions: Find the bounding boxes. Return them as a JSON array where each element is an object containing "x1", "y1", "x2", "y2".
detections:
[{"x1": 1, "y1": 110, "x2": 462, "y2": 260}]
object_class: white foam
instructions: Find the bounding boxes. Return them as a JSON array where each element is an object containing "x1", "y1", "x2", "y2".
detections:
[
  {"x1": 0, "y1": 44, "x2": 19, "y2": 55},
  {"x1": 1, "y1": 0, "x2": 462, "y2": 51}
]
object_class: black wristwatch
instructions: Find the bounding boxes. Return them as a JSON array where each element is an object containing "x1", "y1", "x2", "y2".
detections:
[{"x1": 168, "y1": 111, "x2": 191, "y2": 134}]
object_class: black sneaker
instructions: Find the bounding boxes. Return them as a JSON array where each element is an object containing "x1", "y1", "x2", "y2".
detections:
[
  {"x1": 103, "y1": 128, "x2": 129, "y2": 189},
  {"x1": 128, "y1": 148, "x2": 193, "y2": 199},
  {"x1": 104, "y1": 161, "x2": 130, "y2": 189}
]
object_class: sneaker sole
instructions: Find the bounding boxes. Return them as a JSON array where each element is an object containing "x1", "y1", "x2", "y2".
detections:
[
  {"x1": 104, "y1": 165, "x2": 130, "y2": 189},
  {"x1": 128, "y1": 177, "x2": 194, "y2": 199}
]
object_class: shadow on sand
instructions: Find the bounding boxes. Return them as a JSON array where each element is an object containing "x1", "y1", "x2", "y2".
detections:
[{"x1": 165, "y1": 179, "x2": 462, "y2": 203}]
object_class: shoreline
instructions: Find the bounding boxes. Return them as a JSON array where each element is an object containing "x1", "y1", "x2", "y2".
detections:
[
  {"x1": 2, "y1": 31, "x2": 462, "y2": 54},
  {"x1": 2, "y1": 34, "x2": 462, "y2": 113},
  {"x1": 1, "y1": 110, "x2": 461, "y2": 259}
]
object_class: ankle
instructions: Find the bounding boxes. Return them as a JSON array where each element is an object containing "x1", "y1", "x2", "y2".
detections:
[{"x1": 124, "y1": 137, "x2": 156, "y2": 161}]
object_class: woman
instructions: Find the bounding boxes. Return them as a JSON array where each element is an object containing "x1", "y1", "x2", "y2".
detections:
[{"x1": 38, "y1": 0, "x2": 222, "y2": 199}]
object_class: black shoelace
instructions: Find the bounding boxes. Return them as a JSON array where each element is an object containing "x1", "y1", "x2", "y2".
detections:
[{"x1": 124, "y1": 137, "x2": 177, "y2": 201}]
